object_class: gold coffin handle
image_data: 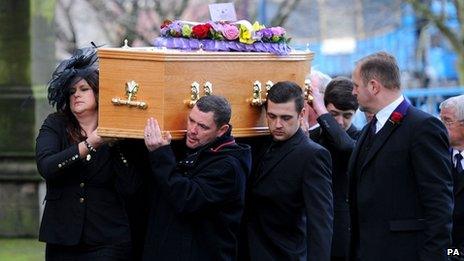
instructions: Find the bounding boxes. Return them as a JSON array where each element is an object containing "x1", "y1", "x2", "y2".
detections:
[
  {"x1": 111, "y1": 80, "x2": 148, "y2": 109},
  {"x1": 185, "y1": 81, "x2": 200, "y2": 108},
  {"x1": 111, "y1": 98, "x2": 147, "y2": 109},
  {"x1": 249, "y1": 80, "x2": 266, "y2": 107},
  {"x1": 265, "y1": 80, "x2": 274, "y2": 93},
  {"x1": 204, "y1": 81, "x2": 213, "y2": 96},
  {"x1": 304, "y1": 79, "x2": 314, "y2": 103}
]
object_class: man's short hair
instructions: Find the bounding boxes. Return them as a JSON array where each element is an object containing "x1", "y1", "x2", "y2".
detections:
[
  {"x1": 357, "y1": 51, "x2": 401, "y2": 90},
  {"x1": 266, "y1": 81, "x2": 304, "y2": 113},
  {"x1": 440, "y1": 95, "x2": 464, "y2": 121},
  {"x1": 195, "y1": 95, "x2": 231, "y2": 127},
  {"x1": 324, "y1": 77, "x2": 358, "y2": 111}
]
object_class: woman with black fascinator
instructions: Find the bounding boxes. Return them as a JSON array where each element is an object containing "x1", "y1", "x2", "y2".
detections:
[{"x1": 35, "y1": 46, "x2": 138, "y2": 260}]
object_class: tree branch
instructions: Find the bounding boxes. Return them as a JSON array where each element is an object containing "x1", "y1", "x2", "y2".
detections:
[
  {"x1": 407, "y1": 0, "x2": 463, "y2": 53},
  {"x1": 454, "y1": 0, "x2": 464, "y2": 38},
  {"x1": 174, "y1": 0, "x2": 190, "y2": 18},
  {"x1": 56, "y1": 0, "x2": 77, "y2": 53},
  {"x1": 270, "y1": 0, "x2": 302, "y2": 26}
]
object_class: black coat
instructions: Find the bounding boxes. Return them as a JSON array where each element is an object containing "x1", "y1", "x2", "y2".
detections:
[
  {"x1": 310, "y1": 113, "x2": 360, "y2": 258},
  {"x1": 348, "y1": 106, "x2": 453, "y2": 261},
  {"x1": 452, "y1": 151, "x2": 464, "y2": 253},
  {"x1": 142, "y1": 133, "x2": 251, "y2": 261},
  {"x1": 36, "y1": 113, "x2": 138, "y2": 246},
  {"x1": 243, "y1": 129, "x2": 333, "y2": 261}
]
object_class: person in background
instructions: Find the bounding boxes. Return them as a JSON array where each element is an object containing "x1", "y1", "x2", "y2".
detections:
[
  {"x1": 304, "y1": 69, "x2": 333, "y2": 130},
  {"x1": 36, "y1": 47, "x2": 138, "y2": 260},
  {"x1": 142, "y1": 95, "x2": 251, "y2": 261},
  {"x1": 309, "y1": 77, "x2": 360, "y2": 261},
  {"x1": 349, "y1": 51, "x2": 453, "y2": 261},
  {"x1": 440, "y1": 95, "x2": 464, "y2": 257},
  {"x1": 242, "y1": 81, "x2": 333, "y2": 261}
]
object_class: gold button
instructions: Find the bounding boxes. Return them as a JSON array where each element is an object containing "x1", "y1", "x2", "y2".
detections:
[
  {"x1": 80, "y1": 183, "x2": 85, "y2": 188},
  {"x1": 79, "y1": 197, "x2": 85, "y2": 203}
]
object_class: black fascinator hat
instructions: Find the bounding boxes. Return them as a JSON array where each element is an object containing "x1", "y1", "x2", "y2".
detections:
[{"x1": 47, "y1": 46, "x2": 98, "y2": 110}]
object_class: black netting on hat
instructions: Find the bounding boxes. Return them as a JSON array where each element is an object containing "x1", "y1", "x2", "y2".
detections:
[{"x1": 47, "y1": 47, "x2": 98, "y2": 110}]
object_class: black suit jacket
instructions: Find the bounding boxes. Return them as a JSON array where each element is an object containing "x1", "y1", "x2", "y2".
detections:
[
  {"x1": 143, "y1": 133, "x2": 251, "y2": 261},
  {"x1": 348, "y1": 106, "x2": 453, "y2": 261},
  {"x1": 310, "y1": 113, "x2": 360, "y2": 258},
  {"x1": 244, "y1": 129, "x2": 333, "y2": 261},
  {"x1": 36, "y1": 113, "x2": 138, "y2": 246},
  {"x1": 452, "y1": 152, "x2": 464, "y2": 252}
]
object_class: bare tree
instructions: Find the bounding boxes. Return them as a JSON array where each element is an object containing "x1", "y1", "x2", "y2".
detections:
[
  {"x1": 56, "y1": 0, "x2": 302, "y2": 49},
  {"x1": 55, "y1": 0, "x2": 78, "y2": 53},
  {"x1": 407, "y1": 0, "x2": 464, "y2": 85},
  {"x1": 269, "y1": 0, "x2": 302, "y2": 26},
  {"x1": 84, "y1": 0, "x2": 194, "y2": 46}
]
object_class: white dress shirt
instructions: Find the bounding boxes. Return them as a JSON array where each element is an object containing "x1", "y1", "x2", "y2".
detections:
[{"x1": 374, "y1": 95, "x2": 405, "y2": 134}]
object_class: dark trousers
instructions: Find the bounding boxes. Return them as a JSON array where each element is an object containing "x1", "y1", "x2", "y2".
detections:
[{"x1": 46, "y1": 241, "x2": 132, "y2": 261}]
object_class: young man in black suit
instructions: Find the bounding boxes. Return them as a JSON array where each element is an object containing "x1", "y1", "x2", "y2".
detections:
[
  {"x1": 242, "y1": 81, "x2": 333, "y2": 261},
  {"x1": 349, "y1": 52, "x2": 453, "y2": 260},
  {"x1": 309, "y1": 77, "x2": 360, "y2": 261},
  {"x1": 440, "y1": 95, "x2": 464, "y2": 256}
]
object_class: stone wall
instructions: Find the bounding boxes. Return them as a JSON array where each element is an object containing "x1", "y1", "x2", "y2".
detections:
[{"x1": 0, "y1": 0, "x2": 55, "y2": 237}]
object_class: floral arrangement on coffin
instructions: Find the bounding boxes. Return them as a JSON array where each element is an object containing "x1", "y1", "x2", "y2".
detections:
[{"x1": 153, "y1": 20, "x2": 292, "y2": 55}]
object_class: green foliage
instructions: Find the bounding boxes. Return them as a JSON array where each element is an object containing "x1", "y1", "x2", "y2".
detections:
[
  {"x1": 31, "y1": 0, "x2": 56, "y2": 24},
  {"x1": 0, "y1": 239, "x2": 44, "y2": 261}
]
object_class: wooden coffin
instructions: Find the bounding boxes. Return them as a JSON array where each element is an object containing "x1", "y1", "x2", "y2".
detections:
[{"x1": 97, "y1": 47, "x2": 313, "y2": 139}]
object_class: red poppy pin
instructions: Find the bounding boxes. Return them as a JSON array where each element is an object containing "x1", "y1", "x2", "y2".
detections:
[{"x1": 389, "y1": 111, "x2": 403, "y2": 124}]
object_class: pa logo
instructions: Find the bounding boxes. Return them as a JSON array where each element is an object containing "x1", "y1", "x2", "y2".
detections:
[{"x1": 447, "y1": 248, "x2": 460, "y2": 256}]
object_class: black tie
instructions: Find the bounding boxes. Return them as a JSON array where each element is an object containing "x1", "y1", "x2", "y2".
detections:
[
  {"x1": 455, "y1": 153, "x2": 463, "y2": 173},
  {"x1": 370, "y1": 116, "x2": 377, "y2": 135},
  {"x1": 365, "y1": 116, "x2": 377, "y2": 146}
]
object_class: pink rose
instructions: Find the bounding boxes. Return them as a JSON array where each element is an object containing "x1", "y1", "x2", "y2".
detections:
[
  {"x1": 222, "y1": 24, "x2": 239, "y2": 40},
  {"x1": 270, "y1": 26, "x2": 286, "y2": 36}
]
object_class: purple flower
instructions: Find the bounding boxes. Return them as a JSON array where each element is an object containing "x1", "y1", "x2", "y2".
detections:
[
  {"x1": 160, "y1": 27, "x2": 169, "y2": 36},
  {"x1": 208, "y1": 21, "x2": 224, "y2": 33},
  {"x1": 260, "y1": 28, "x2": 274, "y2": 38},
  {"x1": 270, "y1": 26, "x2": 286, "y2": 36},
  {"x1": 169, "y1": 21, "x2": 183, "y2": 36}
]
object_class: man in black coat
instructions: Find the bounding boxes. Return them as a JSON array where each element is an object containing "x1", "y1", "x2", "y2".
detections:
[
  {"x1": 349, "y1": 52, "x2": 453, "y2": 261},
  {"x1": 440, "y1": 95, "x2": 464, "y2": 258},
  {"x1": 142, "y1": 95, "x2": 251, "y2": 261},
  {"x1": 309, "y1": 77, "x2": 360, "y2": 261},
  {"x1": 242, "y1": 81, "x2": 333, "y2": 261}
]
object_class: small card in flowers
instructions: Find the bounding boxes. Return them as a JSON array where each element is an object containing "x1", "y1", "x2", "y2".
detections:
[{"x1": 209, "y1": 3, "x2": 237, "y2": 22}]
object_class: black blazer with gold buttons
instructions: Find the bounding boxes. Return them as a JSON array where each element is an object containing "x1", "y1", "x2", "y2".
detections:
[{"x1": 35, "y1": 113, "x2": 139, "y2": 246}]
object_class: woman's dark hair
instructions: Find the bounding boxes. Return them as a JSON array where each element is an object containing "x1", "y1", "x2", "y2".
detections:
[
  {"x1": 47, "y1": 47, "x2": 99, "y2": 143},
  {"x1": 63, "y1": 71, "x2": 99, "y2": 143}
]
